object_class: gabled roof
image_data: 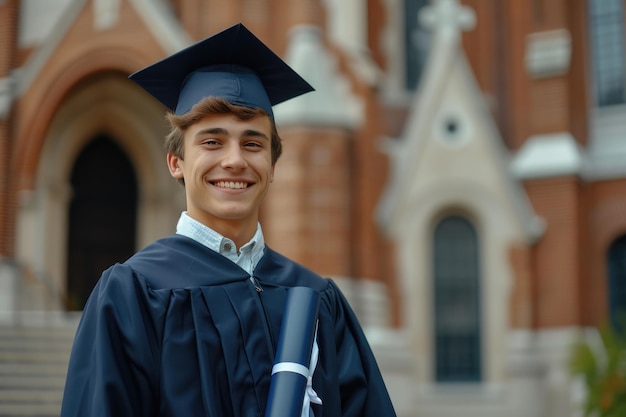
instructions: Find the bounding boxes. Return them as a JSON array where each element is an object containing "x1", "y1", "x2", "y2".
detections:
[{"x1": 377, "y1": 0, "x2": 543, "y2": 242}]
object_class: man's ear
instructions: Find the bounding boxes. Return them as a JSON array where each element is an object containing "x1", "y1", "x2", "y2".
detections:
[{"x1": 167, "y1": 153, "x2": 184, "y2": 180}]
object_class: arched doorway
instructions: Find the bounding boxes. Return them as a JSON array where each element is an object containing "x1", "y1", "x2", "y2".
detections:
[{"x1": 66, "y1": 134, "x2": 138, "y2": 310}]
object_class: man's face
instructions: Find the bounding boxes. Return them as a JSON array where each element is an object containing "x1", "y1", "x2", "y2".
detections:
[{"x1": 167, "y1": 112, "x2": 275, "y2": 236}]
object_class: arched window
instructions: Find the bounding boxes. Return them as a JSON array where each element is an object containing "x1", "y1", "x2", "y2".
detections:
[
  {"x1": 433, "y1": 215, "x2": 481, "y2": 382},
  {"x1": 608, "y1": 235, "x2": 626, "y2": 328},
  {"x1": 588, "y1": 0, "x2": 625, "y2": 106},
  {"x1": 404, "y1": 0, "x2": 431, "y2": 91}
]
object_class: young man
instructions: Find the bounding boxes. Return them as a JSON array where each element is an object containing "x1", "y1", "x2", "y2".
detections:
[{"x1": 61, "y1": 23, "x2": 397, "y2": 417}]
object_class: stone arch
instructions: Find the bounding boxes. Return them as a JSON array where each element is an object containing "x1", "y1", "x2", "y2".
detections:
[
  {"x1": 15, "y1": 72, "x2": 184, "y2": 308},
  {"x1": 15, "y1": 46, "x2": 156, "y2": 189}
]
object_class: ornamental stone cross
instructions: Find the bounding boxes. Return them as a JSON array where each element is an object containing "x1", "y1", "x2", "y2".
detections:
[{"x1": 419, "y1": 0, "x2": 476, "y2": 42}]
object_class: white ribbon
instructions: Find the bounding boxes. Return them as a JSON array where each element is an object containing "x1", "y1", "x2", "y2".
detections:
[
  {"x1": 269, "y1": 323, "x2": 323, "y2": 417},
  {"x1": 301, "y1": 326, "x2": 322, "y2": 417},
  {"x1": 271, "y1": 362, "x2": 309, "y2": 377}
]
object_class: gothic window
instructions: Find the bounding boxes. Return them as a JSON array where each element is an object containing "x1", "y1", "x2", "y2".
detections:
[
  {"x1": 404, "y1": 0, "x2": 431, "y2": 90},
  {"x1": 608, "y1": 235, "x2": 626, "y2": 328},
  {"x1": 433, "y1": 215, "x2": 482, "y2": 382},
  {"x1": 588, "y1": 0, "x2": 626, "y2": 106}
]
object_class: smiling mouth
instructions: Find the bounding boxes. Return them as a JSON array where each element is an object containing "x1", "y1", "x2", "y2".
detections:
[{"x1": 212, "y1": 181, "x2": 250, "y2": 189}]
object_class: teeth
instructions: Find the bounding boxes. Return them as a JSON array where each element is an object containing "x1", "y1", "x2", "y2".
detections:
[{"x1": 215, "y1": 181, "x2": 248, "y2": 189}]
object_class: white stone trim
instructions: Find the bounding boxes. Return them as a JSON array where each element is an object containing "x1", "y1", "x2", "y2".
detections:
[
  {"x1": 16, "y1": 0, "x2": 87, "y2": 97},
  {"x1": 323, "y1": 0, "x2": 366, "y2": 54},
  {"x1": 525, "y1": 29, "x2": 572, "y2": 79},
  {"x1": 94, "y1": 0, "x2": 120, "y2": 31},
  {"x1": 419, "y1": 0, "x2": 476, "y2": 42},
  {"x1": 274, "y1": 25, "x2": 363, "y2": 129},
  {"x1": 128, "y1": 0, "x2": 190, "y2": 54},
  {"x1": 18, "y1": 0, "x2": 74, "y2": 48},
  {"x1": 511, "y1": 133, "x2": 588, "y2": 180}
]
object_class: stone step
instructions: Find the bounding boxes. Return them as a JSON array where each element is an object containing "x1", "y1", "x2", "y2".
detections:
[
  {"x1": 0, "y1": 311, "x2": 82, "y2": 330},
  {"x1": 0, "y1": 403, "x2": 62, "y2": 417},
  {"x1": 0, "y1": 363, "x2": 68, "y2": 377},
  {"x1": 0, "y1": 350, "x2": 71, "y2": 364},
  {"x1": 0, "y1": 375, "x2": 66, "y2": 390},
  {"x1": 0, "y1": 325, "x2": 78, "y2": 335},
  {"x1": 0, "y1": 389, "x2": 61, "y2": 404},
  {"x1": 0, "y1": 339, "x2": 74, "y2": 350},
  {"x1": 0, "y1": 319, "x2": 76, "y2": 417},
  {"x1": 0, "y1": 324, "x2": 79, "y2": 336}
]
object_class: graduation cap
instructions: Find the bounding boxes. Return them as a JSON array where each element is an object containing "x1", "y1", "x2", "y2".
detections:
[{"x1": 129, "y1": 23, "x2": 314, "y2": 118}]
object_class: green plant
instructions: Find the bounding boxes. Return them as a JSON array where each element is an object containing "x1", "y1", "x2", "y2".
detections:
[{"x1": 570, "y1": 324, "x2": 626, "y2": 416}]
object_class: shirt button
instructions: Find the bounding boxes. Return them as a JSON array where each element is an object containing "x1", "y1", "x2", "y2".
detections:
[{"x1": 224, "y1": 243, "x2": 232, "y2": 251}]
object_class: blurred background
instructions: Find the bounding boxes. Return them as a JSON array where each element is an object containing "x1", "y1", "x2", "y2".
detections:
[{"x1": 1, "y1": 0, "x2": 626, "y2": 416}]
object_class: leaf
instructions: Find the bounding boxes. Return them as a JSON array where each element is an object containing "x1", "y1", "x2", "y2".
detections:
[{"x1": 570, "y1": 323, "x2": 626, "y2": 416}]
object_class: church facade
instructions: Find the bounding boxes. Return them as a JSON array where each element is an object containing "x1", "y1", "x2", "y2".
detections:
[{"x1": 1, "y1": 1, "x2": 626, "y2": 416}]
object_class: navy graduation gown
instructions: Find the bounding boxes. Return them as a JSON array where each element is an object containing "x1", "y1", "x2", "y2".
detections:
[{"x1": 60, "y1": 234, "x2": 397, "y2": 417}]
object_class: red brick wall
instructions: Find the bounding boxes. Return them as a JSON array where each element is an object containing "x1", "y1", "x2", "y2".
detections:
[
  {"x1": 460, "y1": 0, "x2": 594, "y2": 331},
  {"x1": 0, "y1": 0, "x2": 18, "y2": 257},
  {"x1": 465, "y1": 0, "x2": 590, "y2": 150},
  {"x1": 263, "y1": 126, "x2": 353, "y2": 278},
  {"x1": 524, "y1": 177, "x2": 584, "y2": 327}
]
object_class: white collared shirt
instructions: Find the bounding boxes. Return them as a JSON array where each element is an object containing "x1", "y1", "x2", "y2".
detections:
[{"x1": 175, "y1": 212, "x2": 265, "y2": 275}]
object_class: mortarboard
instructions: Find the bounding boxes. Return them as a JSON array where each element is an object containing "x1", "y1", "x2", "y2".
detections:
[{"x1": 129, "y1": 23, "x2": 314, "y2": 118}]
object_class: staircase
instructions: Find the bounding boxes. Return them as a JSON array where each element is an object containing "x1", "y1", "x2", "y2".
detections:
[{"x1": 0, "y1": 313, "x2": 80, "y2": 417}]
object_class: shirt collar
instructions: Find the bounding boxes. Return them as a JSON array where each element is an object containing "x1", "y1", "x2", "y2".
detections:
[{"x1": 175, "y1": 212, "x2": 265, "y2": 273}]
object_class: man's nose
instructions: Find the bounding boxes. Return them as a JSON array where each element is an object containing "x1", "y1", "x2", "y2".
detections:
[{"x1": 221, "y1": 144, "x2": 248, "y2": 170}]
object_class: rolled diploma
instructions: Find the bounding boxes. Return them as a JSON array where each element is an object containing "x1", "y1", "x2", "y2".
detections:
[{"x1": 264, "y1": 286, "x2": 320, "y2": 417}]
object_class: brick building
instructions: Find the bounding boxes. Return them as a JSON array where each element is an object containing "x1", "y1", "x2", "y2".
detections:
[{"x1": 1, "y1": 0, "x2": 625, "y2": 416}]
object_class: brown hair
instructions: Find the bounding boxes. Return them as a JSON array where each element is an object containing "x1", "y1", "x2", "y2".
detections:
[{"x1": 165, "y1": 97, "x2": 282, "y2": 164}]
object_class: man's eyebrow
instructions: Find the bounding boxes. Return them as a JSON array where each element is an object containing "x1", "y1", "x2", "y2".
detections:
[
  {"x1": 242, "y1": 129, "x2": 270, "y2": 141},
  {"x1": 195, "y1": 127, "x2": 228, "y2": 137}
]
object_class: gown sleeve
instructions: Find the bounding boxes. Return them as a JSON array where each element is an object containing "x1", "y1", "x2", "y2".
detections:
[
  {"x1": 316, "y1": 279, "x2": 397, "y2": 417},
  {"x1": 60, "y1": 264, "x2": 161, "y2": 417}
]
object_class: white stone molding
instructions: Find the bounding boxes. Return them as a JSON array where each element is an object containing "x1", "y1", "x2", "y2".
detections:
[{"x1": 525, "y1": 29, "x2": 572, "y2": 79}]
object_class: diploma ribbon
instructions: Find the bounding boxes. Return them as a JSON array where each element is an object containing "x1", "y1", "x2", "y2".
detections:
[
  {"x1": 272, "y1": 362, "x2": 309, "y2": 377},
  {"x1": 271, "y1": 327, "x2": 323, "y2": 417},
  {"x1": 264, "y1": 287, "x2": 321, "y2": 417},
  {"x1": 304, "y1": 330, "x2": 323, "y2": 412}
]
